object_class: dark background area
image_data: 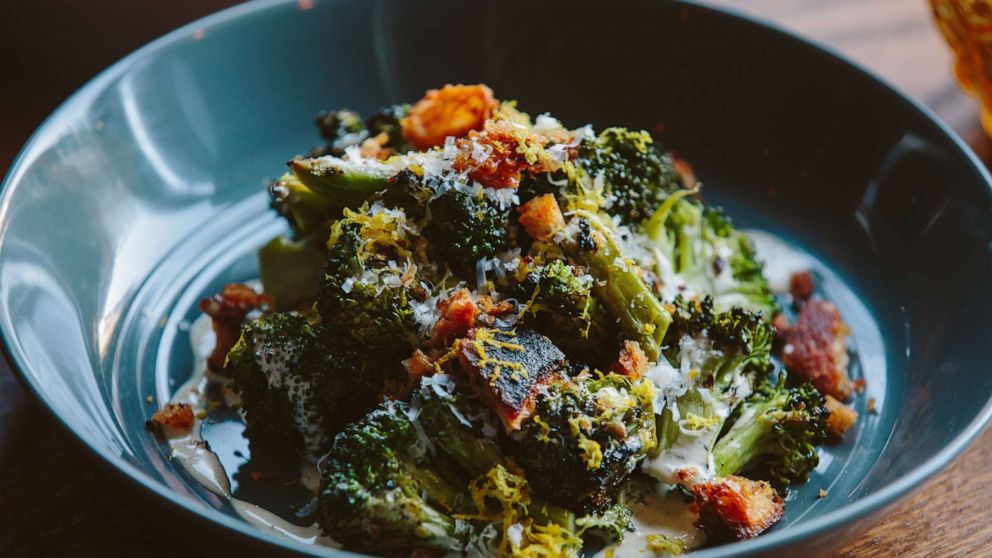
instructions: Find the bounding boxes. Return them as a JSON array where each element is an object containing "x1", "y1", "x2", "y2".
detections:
[{"x1": 0, "y1": 3, "x2": 237, "y2": 555}]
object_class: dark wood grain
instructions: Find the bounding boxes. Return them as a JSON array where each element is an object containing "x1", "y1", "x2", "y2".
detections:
[{"x1": 2, "y1": 0, "x2": 992, "y2": 556}]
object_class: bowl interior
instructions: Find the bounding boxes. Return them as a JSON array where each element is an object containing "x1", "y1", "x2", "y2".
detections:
[{"x1": 2, "y1": 1, "x2": 991, "y2": 557}]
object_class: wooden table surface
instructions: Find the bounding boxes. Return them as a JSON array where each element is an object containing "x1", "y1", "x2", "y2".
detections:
[{"x1": 2, "y1": 0, "x2": 991, "y2": 556}]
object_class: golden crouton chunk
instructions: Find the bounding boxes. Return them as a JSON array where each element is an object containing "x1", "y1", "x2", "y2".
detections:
[
  {"x1": 825, "y1": 394, "x2": 858, "y2": 438},
  {"x1": 401, "y1": 84, "x2": 497, "y2": 150},
  {"x1": 692, "y1": 475, "x2": 785, "y2": 542},
  {"x1": 517, "y1": 194, "x2": 565, "y2": 241}
]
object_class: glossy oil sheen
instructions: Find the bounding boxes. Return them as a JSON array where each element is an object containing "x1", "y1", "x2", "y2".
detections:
[{"x1": 1, "y1": 1, "x2": 991, "y2": 557}]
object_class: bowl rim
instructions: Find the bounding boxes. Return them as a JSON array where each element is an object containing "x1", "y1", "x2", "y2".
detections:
[{"x1": 2, "y1": 0, "x2": 992, "y2": 556}]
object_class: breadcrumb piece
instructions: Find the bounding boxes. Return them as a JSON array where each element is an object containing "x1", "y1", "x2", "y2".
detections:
[
  {"x1": 609, "y1": 340, "x2": 648, "y2": 380},
  {"x1": 824, "y1": 394, "x2": 858, "y2": 438},
  {"x1": 518, "y1": 194, "x2": 565, "y2": 241},
  {"x1": 818, "y1": 489, "x2": 828, "y2": 498},
  {"x1": 867, "y1": 397, "x2": 877, "y2": 415}
]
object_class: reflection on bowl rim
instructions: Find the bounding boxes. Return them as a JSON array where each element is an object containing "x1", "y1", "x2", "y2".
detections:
[{"x1": 1, "y1": 1, "x2": 990, "y2": 556}]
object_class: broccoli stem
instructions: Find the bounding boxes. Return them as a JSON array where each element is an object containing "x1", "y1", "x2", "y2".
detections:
[
  {"x1": 711, "y1": 400, "x2": 777, "y2": 479},
  {"x1": 258, "y1": 233, "x2": 325, "y2": 311},
  {"x1": 289, "y1": 157, "x2": 392, "y2": 208},
  {"x1": 408, "y1": 466, "x2": 466, "y2": 512},
  {"x1": 568, "y1": 211, "x2": 672, "y2": 360}
]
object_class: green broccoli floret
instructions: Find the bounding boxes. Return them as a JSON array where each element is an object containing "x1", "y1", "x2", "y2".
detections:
[
  {"x1": 514, "y1": 260, "x2": 614, "y2": 361},
  {"x1": 316, "y1": 204, "x2": 424, "y2": 353},
  {"x1": 556, "y1": 210, "x2": 673, "y2": 360},
  {"x1": 576, "y1": 503, "x2": 635, "y2": 545},
  {"x1": 318, "y1": 401, "x2": 472, "y2": 554},
  {"x1": 423, "y1": 185, "x2": 511, "y2": 276},
  {"x1": 258, "y1": 233, "x2": 325, "y2": 311},
  {"x1": 315, "y1": 108, "x2": 366, "y2": 155},
  {"x1": 576, "y1": 128, "x2": 682, "y2": 225},
  {"x1": 712, "y1": 377, "x2": 829, "y2": 486},
  {"x1": 643, "y1": 196, "x2": 777, "y2": 317},
  {"x1": 412, "y1": 375, "x2": 504, "y2": 479},
  {"x1": 644, "y1": 297, "x2": 773, "y2": 487},
  {"x1": 227, "y1": 313, "x2": 405, "y2": 456},
  {"x1": 226, "y1": 313, "x2": 329, "y2": 455},
  {"x1": 510, "y1": 372, "x2": 658, "y2": 513}
]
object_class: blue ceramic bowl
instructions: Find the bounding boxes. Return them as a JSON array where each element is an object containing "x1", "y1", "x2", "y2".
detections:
[{"x1": 2, "y1": 1, "x2": 991, "y2": 556}]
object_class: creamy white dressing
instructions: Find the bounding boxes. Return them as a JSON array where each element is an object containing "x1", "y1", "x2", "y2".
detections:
[
  {"x1": 744, "y1": 229, "x2": 816, "y2": 295},
  {"x1": 163, "y1": 313, "x2": 337, "y2": 548},
  {"x1": 594, "y1": 485, "x2": 704, "y2": 557}
]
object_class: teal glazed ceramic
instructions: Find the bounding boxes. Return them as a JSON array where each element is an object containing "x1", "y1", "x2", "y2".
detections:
[{"x1": 2, "y1": 1, "x2": 991, "y2": 556}]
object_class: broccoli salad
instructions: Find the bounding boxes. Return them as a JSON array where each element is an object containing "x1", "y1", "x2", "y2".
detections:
[{"x1": 148, "y1": 84, "x2": 863, "y2": 557}]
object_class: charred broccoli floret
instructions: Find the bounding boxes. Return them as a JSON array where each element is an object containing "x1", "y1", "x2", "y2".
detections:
[
  {"x1": 557, "y1": 210, "x2": 673, "y2": 360},
  {"x1": 318, "y1": 401, "x2": 472, "y2": 554},
  {"x1": 643, "y1": 196, "x2": 777, "y2": 317},
  {"x1": 576, "y1": 128, "x2": 682, "y2": 225},
  {"x1": 366, "y1": 104, "x2": 411, "y2": 152},
  {"x1": 510, "y1": 372, "x2": 658, "y2": 513},
  {"x1": 575, "y1": 503, "x2": 635, "y2": 545},
  {"x1": 423, "y1": 185, "x2": 511, "y2": 275},
  {"x1": 315, "y1": 108, "x2": 366, "y2": 155},
  {"x1": 226, "y1": 313, "x2": 328, "y2": 455},
  {"x1": 644, "y1": 297, "x2": 773, "y2": 487},
  {"x1": 515, "y1": 259, "x2": 613, "y2": 361},
  {"x1": 412, "y1": 375, "x2": 504, "y2": 479},
  {"x1": 712, "y1": 377, "x2": 829, "y2": 486},
  {"x1": 227, "y1": 313, "x2": 405, "y2": 456},
  {"x1": 316, "y1": 203, "x2": 424, "y2": 352}
]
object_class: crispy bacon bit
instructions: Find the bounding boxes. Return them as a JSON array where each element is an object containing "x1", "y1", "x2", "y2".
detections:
[
  {"x1": 456, "y1": 328, "x2": 566, "y2": 431},
  {"x1": 401, "y1": 84, "x2": 497, "y2": 150},
  {"x1": 517, "y1": 194, "x2": 565, "y2": 240},
  {"x1": 452, "y1": 119, "x2": 558, "y2": 189},
  {"x1": 692, "y1": 475, "x2": 784, "y2": 542},
  {"x1": 610, "y1": 340, "x2": 648, "y2": 380},
  {"x1": 146, "y1": 403, "x2": 194, "y2": 434},
  {"x1": 384, "y1": 350, "x2": 437, "y2": 401},
  {"x1": 824, "y1": 394, "x2": 858, "y2": 438},
  {"x1": 430, "y1": 289, "x2": 481, "y2": 349},
  {"x1": 199, "y1": 284, "x2": 273, "y2": 373},
  {"x1": 778, "y1": 300, "x2": 854, "y2": 400},
  {"x1": 789, "y1": 270, "x2": 815, "y2": 303}
]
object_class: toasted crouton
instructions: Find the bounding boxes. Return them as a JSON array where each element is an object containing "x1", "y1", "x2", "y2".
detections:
[
  {"x1": 456, "y1": 328, "x2": 566, "y2": 431},
  {"x1": 430, "y1": 288, "x2": 480, "y2": 349},
  {"x1": 610, "y1": 340, "x2": 648, "y2": 380},
  {"x1": 824, "y1": 394, "x2": 858, "y2": 438},
  {"x1": 517, "y1": 194, "x2": 566, "y2": 240},
  {"x1": 692, "y1": 475, "x2": 784, "y2": 541},
  {"x1": 401, "y1": 84, "x2": 497, "y2": 150},
  {"x1": 779, "y1": 300, "x2": 854, "y2": 400}
]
